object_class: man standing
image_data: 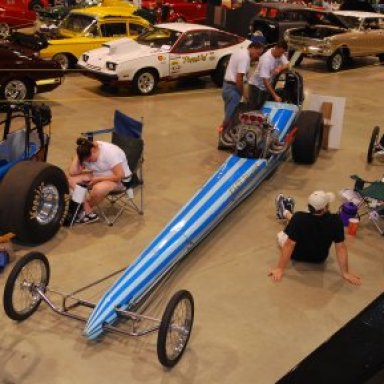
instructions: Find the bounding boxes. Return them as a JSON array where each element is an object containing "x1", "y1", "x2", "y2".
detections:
[
  {"x1": 219, "y1": 42, "x2": 264, "y2": 133},
  {"x1": 248, "y1": 40, "x2": 290, "y2": 110},
  {"x1": 269, "y1": 191, "x2": 362, "y2": 285}
]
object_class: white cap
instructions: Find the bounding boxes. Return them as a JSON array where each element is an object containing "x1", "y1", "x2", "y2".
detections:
[{"x1": 308, "y1": 190, "x2": 335, "y2": 211}]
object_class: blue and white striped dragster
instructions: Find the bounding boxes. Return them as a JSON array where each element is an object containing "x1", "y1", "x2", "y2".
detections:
[{"x1": 84, "y1": 101, "x2": 303, "y2": 339}]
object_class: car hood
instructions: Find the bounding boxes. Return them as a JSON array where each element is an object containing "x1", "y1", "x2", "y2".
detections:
[
  {"x1": 90, "y1": 38, "x2": 170, "y2": 62},
  {"x1": 305, "y1": 11, "x2": 350, "y2": 29}
]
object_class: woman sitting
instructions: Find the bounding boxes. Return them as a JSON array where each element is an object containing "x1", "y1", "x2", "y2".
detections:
[{"x1": 67, "y1": 137, "x2": 131, "y2": 224}]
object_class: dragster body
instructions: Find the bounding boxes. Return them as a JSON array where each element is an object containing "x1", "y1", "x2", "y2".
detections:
[{"x1": 84, "y1": 102, "x2": 298, "y2": 339}]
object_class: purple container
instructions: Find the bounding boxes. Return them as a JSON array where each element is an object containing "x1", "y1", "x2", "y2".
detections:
[{"x1": 339, "y1": 202, "x2": 358, "y2": 227}]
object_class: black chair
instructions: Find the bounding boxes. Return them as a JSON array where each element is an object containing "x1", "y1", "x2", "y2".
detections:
[{"x1": 82, "y1": 110, "x2": 144, "y2": 226}]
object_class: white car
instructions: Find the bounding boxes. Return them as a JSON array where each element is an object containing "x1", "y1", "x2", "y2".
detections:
[{"x1": 77, "y1": 23, "x2": 251, "y2": 95}]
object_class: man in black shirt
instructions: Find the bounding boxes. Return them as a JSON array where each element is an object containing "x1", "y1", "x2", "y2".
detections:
[{"x1": 269, "y1": 191, "x2": 361, "y2": 285}]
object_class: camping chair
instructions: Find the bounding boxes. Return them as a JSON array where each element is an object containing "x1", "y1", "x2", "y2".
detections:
[
  {"x1": 82, "y1": 110, "x2": 144, "y2": 226},
  {"x1": 348, "y1": 175, "x2": 384, "y2": 235}
]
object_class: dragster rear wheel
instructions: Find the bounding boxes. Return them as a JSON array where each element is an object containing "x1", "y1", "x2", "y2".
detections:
[
  {"x1": 157, "y1": 290, "x2": 194, "y2": 368},
  {"x1": 3, "y1": 252, "x2": 50, "y2": 321},
  {"x1": 292, "y1": 110, "x2": 323, "y2": 164},
  {"x1": 367, "y1": 126, "x2": 380, "y2": 164}
]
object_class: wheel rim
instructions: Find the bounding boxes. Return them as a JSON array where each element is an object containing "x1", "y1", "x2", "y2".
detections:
[
  {"x1": 164, "y1": 297, "x2": 193, "y2": 361},
  {"x1": 34, "y1": 184, "x2": 60, "y2": 225},
  {"x1": 332, "y1": 54, "x2": 342, "y2": 70},
  {"x1": 11, "y1": 259, "x2": 48, "y2": 316},
  {"x1": 138, "y1": 72, "x2": 155, "y2": 94},
  {"x1": 0, "y1": 23, "x2": 9, "y2": 38},
  {"x1": 53, "y1": 54, "x2": 69, "y2": 70},
  {"x1": 4, "y1": 80, "x2": 28, "y2": 101}
]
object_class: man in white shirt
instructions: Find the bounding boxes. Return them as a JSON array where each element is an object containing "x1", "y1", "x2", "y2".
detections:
[
  {"x1": 220, "y1": 42, "x2": 264, "y2": 133},
  {"x1": 248, "y1": 41, "x2": 290, "y2": 110}
]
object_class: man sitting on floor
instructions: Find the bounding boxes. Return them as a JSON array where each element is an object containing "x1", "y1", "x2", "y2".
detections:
[{"x1": 269, "y1": 191, "x2": 361, "y2": 285}]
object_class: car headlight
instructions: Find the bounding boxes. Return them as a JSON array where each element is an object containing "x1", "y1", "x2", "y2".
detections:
[
  {"x1": 106, "y1": 62, "x2": 118, "y2": 71},
  {"x1": 82, "y1": 54, "x2": 89, "y2": 62}
]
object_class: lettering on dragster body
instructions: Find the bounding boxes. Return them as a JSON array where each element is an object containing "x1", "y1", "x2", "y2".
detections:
[{"x1": 182, "y1": 54, "x2": 208, "y2": 64}]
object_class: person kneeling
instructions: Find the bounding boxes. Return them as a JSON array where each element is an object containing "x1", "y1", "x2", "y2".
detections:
[{"x1": 67, "y1": 137, "x2": 131, "y2": 224}]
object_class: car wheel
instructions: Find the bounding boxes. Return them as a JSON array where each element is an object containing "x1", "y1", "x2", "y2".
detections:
[
  {"x1": 0, "y1": 23, "x2": 10, "y2": 39},
  {"x1": 211, "y1": 56, "x2": 230, "y2": 87},
  {"x1": 0, "y1": 161, "x2": 70, "y2": 244},
  {"x1": 133, "y1": 69, "x2": 158, "y2": 95},
  {"x1": 292, "y1": 110, "x2": 323, "y2": 164},
  {"x1": 52, "y1": 53, "x2": 74, "y2": 70},
  {"x1": 377, "y1": 54, "x2": 384, "y2": 63},
  {"x1": 327, "y1": 50, "x2": 345, "y2": 72},
  {"x1": 3, "y1": 252, "x2": 50, "y2": 321},
  {"x1": 1, "y1": 78, "x2": 34, "y2": 101},
  {"x1": 157, "y1": 290, "x2": 194, "y2": 368}
]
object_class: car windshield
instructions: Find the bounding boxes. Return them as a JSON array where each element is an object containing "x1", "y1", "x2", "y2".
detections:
[
  {"x1": 136, "y1": 27, "x2": 182, "y2": 48},
  {"x1": 60, "y1": 13, "x2": 96, "y2": 34}
]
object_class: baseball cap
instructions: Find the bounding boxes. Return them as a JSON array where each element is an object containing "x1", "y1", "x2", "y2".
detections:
[{"x1": 308, "y1": 190, "x2": 335, "y2": 211}]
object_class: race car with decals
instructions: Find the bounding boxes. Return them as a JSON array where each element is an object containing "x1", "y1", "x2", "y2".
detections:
[{"x1": 77, "y1": 23, "x2": 250, "y2": 94}]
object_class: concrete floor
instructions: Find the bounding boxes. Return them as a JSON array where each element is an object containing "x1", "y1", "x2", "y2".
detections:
[{"x1": 0, "y1": 57, "x2": 383, "y2": 384}]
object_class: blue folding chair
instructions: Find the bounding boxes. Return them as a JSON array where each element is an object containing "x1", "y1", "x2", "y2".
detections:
[{"x1": 82, "y1": 110, "x2": 144, "y2": 226}]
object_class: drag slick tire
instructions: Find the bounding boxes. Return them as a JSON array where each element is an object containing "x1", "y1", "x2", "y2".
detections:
[
  {"x1": 0, "y1": 162, "x2": 69, "y2": 244},
  {"x1": 292, "y1": 110, "x2": 323, "y2": 164},
  {"x1": 157, "y1": 290, "x2": 194, "y2": 368},
  {"x1": 3, "y1": 252, "x2": 50, "y2": 321}
]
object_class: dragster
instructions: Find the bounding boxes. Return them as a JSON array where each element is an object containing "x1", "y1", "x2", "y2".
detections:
[{"x1": 3, "y1": 71, "x2": 324, "y2": 367}]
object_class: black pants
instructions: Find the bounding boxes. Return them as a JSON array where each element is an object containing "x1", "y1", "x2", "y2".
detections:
[{"x1": 248, "y1": 85, "x2": 270, "y2": 111}]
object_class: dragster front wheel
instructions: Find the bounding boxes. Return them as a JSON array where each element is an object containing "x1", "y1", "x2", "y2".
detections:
[
  {"x1": 157, "y1": 290, "x2": 194, "y2": 368},
  {"x1": 3, "y1": 252, "x2": 50, "y2": 321}
]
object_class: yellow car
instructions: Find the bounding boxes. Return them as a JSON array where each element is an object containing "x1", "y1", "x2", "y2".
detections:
[{"x1": 40, "y1": 6, "x2": 151, "y2": 69}]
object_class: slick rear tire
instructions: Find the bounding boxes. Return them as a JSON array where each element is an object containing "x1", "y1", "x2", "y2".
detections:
[
  {"x1": 0, "y1": 162, "x2": 69, "y2": 244},
  {"x1": 292, "y1": 110, "x2": 323, "y2": 164}
]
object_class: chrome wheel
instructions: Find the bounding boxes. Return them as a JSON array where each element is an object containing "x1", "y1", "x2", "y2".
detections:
[
  {"x1": 53, "y1": 53, "x2": 70, "y2": 70},
  {"x1": 4, "y1": 80, "x2": 29, "y2": 101},
  {"x1": 157, "y1": 290, "x2": 194, "y2": 367},
  {"x1": 136, "y1": 71, "x2": 156, "y2": 94},
  {"x1": 4, "y1": 252, "x2": 50, "y2": 321},
  {"x1": 34, "y1": 184, "x2": 60, "y2": 225}
]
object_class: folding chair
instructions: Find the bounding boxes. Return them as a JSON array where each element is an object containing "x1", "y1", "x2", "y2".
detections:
[
  {"x1": 82, "y1": 110, "x2": 144, "y2": 226},
  {"x1": 349, "y1": 175, "x2": 384, "y2": 235}
]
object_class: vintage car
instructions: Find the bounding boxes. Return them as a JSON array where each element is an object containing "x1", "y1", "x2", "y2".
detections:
[
  {"x1": 142, "y1": 0, "x2": 207, "y2": 24},
  {"x1": 248, "y1": 3, "x2": 323, "y2": 45},
  {"x1": 0, "y1": 0, "x2": 49, "y2": 37},
  {"x1": 77, "y1": 23, "x2": 250, "y2": 94},
  {"x1": 0, "y1": 33, "x2": 63, "y2": 101},
  {"x1": 39, "y1": 5, "x2": 150, "y2": 69},
  {"x1": 285, "y1": 10, "x2": 384, "y2": 71}
]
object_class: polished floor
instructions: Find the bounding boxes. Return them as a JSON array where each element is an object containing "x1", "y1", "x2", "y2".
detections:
[{"x1": 0, "y1": 57, "x2": 383, "y2": 384}]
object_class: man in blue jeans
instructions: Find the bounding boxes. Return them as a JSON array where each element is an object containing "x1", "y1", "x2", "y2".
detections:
[{"x1": 219, "y1": 42, "x2": 264, "y2": 135}]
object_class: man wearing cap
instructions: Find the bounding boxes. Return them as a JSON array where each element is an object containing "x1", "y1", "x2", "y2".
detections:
[{"x1": 269, "y1": 191, "x2": 361, "y2": 285}]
